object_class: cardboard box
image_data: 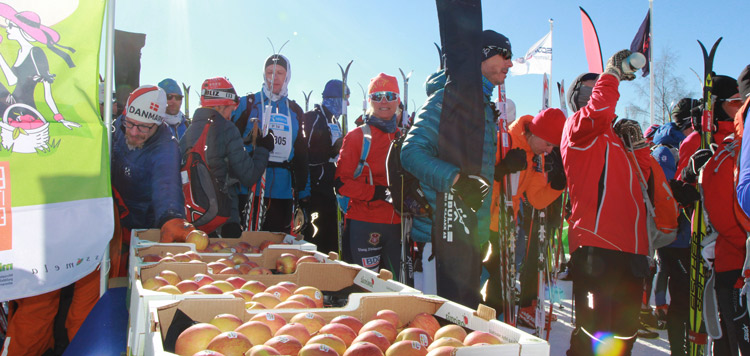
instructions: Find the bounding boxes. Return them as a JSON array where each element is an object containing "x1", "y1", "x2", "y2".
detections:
[
  {"x1": 144, "y1": 294, "x2": 548, "y2": 355},
  {"x1": 128, "y1": 258, "x2": 418, "y2": 355},
  {"x1": 131, "y1": 229, "x2": 316, "y2": 252}
]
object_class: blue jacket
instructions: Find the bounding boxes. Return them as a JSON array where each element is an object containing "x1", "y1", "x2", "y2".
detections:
[
  {"x1": 231, "y1": 92, "x2": 311, "y2": 200},
  {"x1": 111, "y1": 117, "x2": 185, "y2": 229},
  {"x1": 401, "y1": 70, "x2": 497, "y2": 244},
  {"x1": 651, "y1": 122, "x2": 690, "y2": 248},
  {"x1": 737, "y1": 101, "x2": 750, "y2": 216}
]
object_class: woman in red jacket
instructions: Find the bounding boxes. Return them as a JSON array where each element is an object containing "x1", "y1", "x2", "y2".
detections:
[{"x1": 335, "y1": 73, "x2": 402, "y2": 278}]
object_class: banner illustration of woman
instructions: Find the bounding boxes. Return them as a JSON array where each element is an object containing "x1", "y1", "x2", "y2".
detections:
[{"x1": 0, "y1": 3, "x2": 78, "y2": 153}]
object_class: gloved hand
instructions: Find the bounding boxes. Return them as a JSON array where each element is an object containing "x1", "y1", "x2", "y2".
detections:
[
  {"x1": 613, "y1": 119, "x2": 648, "y2": 150},
  {"x1": 682, "y1": 148, "x2": 713, "y2": 184},
  {"x1": 451, "y1": 174, "x2": 491, "y2": 213},
  {"x1": 160, "y1": 218, "x2": 194, "y2": 243},
  {"x1": 669, "y1": 179, "x2": 701, "y2": 206},
  {"x1": 702, "y1": 239, "x2": 716, "y2": 270},
  {"x1": 293, "y1": 198, "x2": 311, "y2": 235},
  {"x1": 370, "y1": 185, "x2": 391, "y2": 202},
  {"x1": 330, "y1": 137, "x2": 343, "y2": 158},
  {"x1": 494, "y1": 148, "x2": 527, "y2": 180},
  {"x1": 604, "y1": 49, "x2": 641, "y2": 81},
  {"x1": 545, "y1": 149, "x2": 566, "y2": 190},
  {"x1": 255, "y1": 129, "x2": 275, "y2": 152}
]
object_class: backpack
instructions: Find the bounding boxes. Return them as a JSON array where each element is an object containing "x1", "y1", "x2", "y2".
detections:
[
  {"x1": 386, "y1": 129, "x2": 432, "y2": 217},
  {"x1": 181, "y1": 118, "x2": 231, "y2": 233},
  {"x1": 639, "y1": 155, "x2": 679, "y2": 255},
  {"x1": 337, "y1": 125, "x2": 372, "y2": 214}
]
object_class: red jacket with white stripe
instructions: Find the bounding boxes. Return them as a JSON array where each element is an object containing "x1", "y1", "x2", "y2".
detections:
[{"x1": 560, "y1": 74, "x2": 652, "y2": 256}]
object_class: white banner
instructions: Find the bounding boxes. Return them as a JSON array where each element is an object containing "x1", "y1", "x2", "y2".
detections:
[{"x1": 510, "y1": 31, "x2": 552, "y2": 76}]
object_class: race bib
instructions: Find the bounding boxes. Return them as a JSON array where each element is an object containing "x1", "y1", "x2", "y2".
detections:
[
  {"x1": 268, "y1": 112, "x2": 293, "y2": 163},
  {"x1": 329, "y1": 123, "x2": 342, "y2": 144}
]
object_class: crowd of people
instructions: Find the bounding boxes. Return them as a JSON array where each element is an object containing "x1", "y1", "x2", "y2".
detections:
[{"x1": 4, "y1": 25, "x2": 750, "y2": 356}]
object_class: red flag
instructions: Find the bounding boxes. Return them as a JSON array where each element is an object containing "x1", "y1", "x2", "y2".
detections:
[
  {"x1": 579, "y1": 7, "x2": 603, "y2": 73},
  {"x1": 630, "y1": 10, "x2": 651, "y2": 77}
]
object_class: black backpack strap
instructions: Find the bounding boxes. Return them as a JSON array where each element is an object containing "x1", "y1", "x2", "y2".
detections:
[{"x1": 234, "y1": 95, "x2": 255, "y2": 135}]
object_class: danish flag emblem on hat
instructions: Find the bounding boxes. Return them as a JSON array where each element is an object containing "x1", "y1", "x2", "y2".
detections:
[{"x1": 150, "y1": 102, "x2": 159, "y2": 111}]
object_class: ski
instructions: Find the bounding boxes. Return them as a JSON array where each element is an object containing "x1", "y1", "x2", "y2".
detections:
[
  {"x1": 358, "y1": 83, "x2": 367, "y2": 118},
  {"x1": 338, "y1": 60, "x2": 353, "y2": 134},
  {"x1": 689, "y1": 37, "x2": 721, "y2": 356},
  {"x1": 399, "y1": 68, "x2": 413, "y2": 128},
  {"x1": 557, "y1": 80, "x2": 568, "y2": 118},
  {"x1": 496, "y1": 83, "x2": 517, "y2": 326},
  {"x1": 434, "y1": 42, "x2": 444, "y2": 70},
  {"x1": 182, "y1": 83, "x2": 191, "y2": 123},
  {"x1": 302, "y1": 90, "x2": 313, "y2": 112},
  {"x1": 535, "y1": 208, "x2": 547, "y2": 337}
]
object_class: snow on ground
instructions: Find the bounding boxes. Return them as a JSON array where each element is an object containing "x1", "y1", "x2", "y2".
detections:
[{"x1": 518, "y1": 278, "x2": 672, "y2": 356}]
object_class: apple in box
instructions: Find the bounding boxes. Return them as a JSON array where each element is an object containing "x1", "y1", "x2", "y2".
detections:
[
  {"x1": 246, "y1": 344, "x2": 281, "y2": 355},
  {"x1": 264, "y1": 335, "x2": 303, "y2": 356},
  {"x1": 206, "y1": 331, "x2": 252, "y2": 356},
  {"x1": 396, "y1": 328, "x2": 432, "y2": 348},
  {"x1": 290, "y1": 312, "x2": 326, "y2": 334},
  {"x1": 275, "y1": 322, "x2": 311, "y2": 344},
  {"x1": 434, "y1": 324, "x2": 467, "y2": 342},
  {"x1": 174, "y1": 323, "x2": 221, "y2": 356},
  {"x1": 307, "y1": 333, "x2": 347, "y2": 355},
  {"x1": 209, "y1": 313, "x2": 243, "y2": 332},
  {"x1": 463, "y1": 330, "x2": 503, "y2": 346},
  {"x1": 250, "y1": 312, "x2": 287, "y2": 334},
  {"x1": 385, "y1": 340, "x2": 427, "y2": 356},
  {"x1": 360, "y1": 319, "x2": 397, "y2": 344},
  {"x1": 235, "y1": 320, "x2": 273, "y2": 347},
  {"x1": 352, "y1": 330, "x2": 391, "y2": 353},
  {"x1": 319, "y1": 323, "x2": 357, "y2": 346},
  {"x1": 276, "y1": 253, "x2": 299, "y2": 274},
  {"x1": 343, "y1": 341, "x2": 385, "y2": 356},
  {"x1": 330, "y1": 315, "x2": 363, "y2": 333},
  {"x1": 185, "y1": 229, "x2": 209, "y2": 251},
  {"x1": 299, "y1": 343, "x2": 340, "y2": 356},
  {"x1": 407, "y1": 313, "x2": 440, "y2": 339}
]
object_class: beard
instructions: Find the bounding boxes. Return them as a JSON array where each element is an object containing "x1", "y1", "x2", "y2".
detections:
[{"x1": 125, "y1": 136, "x2": 145, "y2": 150}]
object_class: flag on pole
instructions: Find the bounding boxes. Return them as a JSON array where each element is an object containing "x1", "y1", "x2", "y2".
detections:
[
  {"x1": 579, "y1": 7, "x2": 603, "y2": 73},
  {"x1": 510, "y1": 30, "x2": 552, "y2": 76},
  {"x1": 630, "y1": 10, "x2": 651, "y2": 77},
  {"x1": 0, "y1": 0, "x2": 112, "y2": 301}
]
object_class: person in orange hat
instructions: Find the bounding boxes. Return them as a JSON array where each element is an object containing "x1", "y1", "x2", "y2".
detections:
[
  {"x1": 335, "y1": 73, "x2": 403, "y2": 277},
  {"x1": 487, "y1": 108, "x2": 567, "y2": 328}
]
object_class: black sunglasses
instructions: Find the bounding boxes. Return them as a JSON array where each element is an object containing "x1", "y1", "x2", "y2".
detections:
[
  {"x1": 167, "y1": 94, "x2": 183, "y2": 100},
  {"x1": 484, "y1": 46, "x2": 513, "y2": 60}
]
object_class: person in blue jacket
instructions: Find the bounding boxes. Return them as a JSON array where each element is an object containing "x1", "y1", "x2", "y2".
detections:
[
  {"x1": 401, "y1": 30, "x2": 512, "y2": 304},
  {"x1": 158, "y1": 78, "x2": 188, "y2": 140},
  {"x1": 231, "y1": 54, "x2": 311, "y2": 233},
  {"x1": 736, "y1": 65, "x2": 750, "y2": 215}
]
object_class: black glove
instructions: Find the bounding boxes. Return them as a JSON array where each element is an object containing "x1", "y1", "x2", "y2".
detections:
[
  {"x1": 330, "y1": 137, "x2": 343, "y2": 158},
  {"x1": 669, "y1": 179, "x2": 701, "y2": 207},
  {"x1": 681, "y1": 148, "x2": 713, "y2": 184},
  {"x1": 545, "y1": 149, "x2": 567, "y2": 190},
  {"x1": 604, "y1": 49, "x2": 638, "y2": 81},
  {"x1": 255, "y1": 129, "x2": 275, "y2": 152},
  {"x1": 451, "y1": 174, "x2": 491, "y2": 213},
  {"x1": 495, "y1": 148, "x2": 527, "y2": 180},
  {"x1": 613, "y1": 119, "x2": 648, "y2": 150},
  {"x1": 293, "y1": 198, "x2": 311, "y2": 234},
  {"x1": 370, "y1": 185, "x2": 391, "y2": 202}
]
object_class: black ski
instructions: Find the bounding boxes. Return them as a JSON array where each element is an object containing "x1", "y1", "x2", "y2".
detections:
[
  {"x1": 338, "y1": 60, "x2": 353, "y2": 134},
  {"x1": 302, "y1": 90, "x2": 313, "y2": 112}
]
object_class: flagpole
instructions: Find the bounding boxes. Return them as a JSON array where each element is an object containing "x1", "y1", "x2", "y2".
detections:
[
  {"x1": 549, "y1": 18, "x2": 553, "y2": 81},
  {"x1": 101, "y1": 0, "x2": 116, "y2": 297},
  {"x1": 649, "y1": 0, "x2": 654, "y2": 125}
]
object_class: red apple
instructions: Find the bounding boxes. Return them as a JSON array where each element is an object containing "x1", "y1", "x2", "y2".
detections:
[
  {"x1": 246, "y1": 344, "x2": 281, "y2": 355},
  {"x1": 276, "y1": 281, "x2": 299, "y2": 293},
  {"x1": 250, "y1": 312, "x2": 288, "y2": 334},
  {"x1": 196, "y1": 284, "x2": 224, "y2": 295},
  {"x1": 298, "y1": 343, "x2": 340, "y2": 356},
  {"x1": 374, "y1": 310, "x2": 400, "y2": 329},
  {"x1": 174, "y1": 323, "x2": 221, "y2": 356},
  {"x1": 142, "y1": 276, "x2": 169, "y2": 291},
  {"x1": 287, "y1": 294, "x2": 318, "y2": 308},
  {"x1": 359, "y1": 320, "x2": 397, "y2": 343},
  {"x1": 352, "y1": 331, "x2": 391, "y2": 353},
  {"x1": 275, "y1": 322, "x2": 311, "y2": 344},
  {"x1": 265, "y1": 285, "x2": 292, "y2": 301},
  {"x1": 290, "y1": 312, "x2": 326, "y2": 334},
  {"x1": 186, "y1": 230, "x2": 209, "y2": 251},
  {"x1": 264, "y1": 335, "x2": 303, "y2": 356},
  {"x1": 141, "y1": 254, "x2": 161, "y2": 263},
  {"x1": 237, "y1": 263, "x2": 254, "y2": 274},
  {"x1": 396, "y1": 328, "x2": 432, "y2": 348},
  {"x1": 241, "y1": 280, "x2": 267, "y2": 294},
  {"x1": 156, "y1": 285, "x2": 181, "y2": 295},
  {"x1": 248, "y1": 267, "x2": 273, "y2": 275},
  {"x1": 463, "y1": 330, "x2": 502, "y2": 346},
  {"x1": 307, "y1": 334, "x2": 347, "y2": 355},
  {"x1": 251, "y1": 292, "x2": 281, "y2": 308},
  {"x1": 210, "y1": 280, "x2": 235, "y2": 293},
  {"x1": 225, "y1": 276, "x2": 248, "y2": 289},
  {"x1": 192, "y1": 351, "x2": 224, "y2": 356},
  {"x1": 295, "y1": 255, "x2": 319, "y2": 268},
  {"x1": 193, "y1": 273, "x2": 215, "y2": 286},
  {"x1": 274, "y1": 300, "x2": 309, "y2": 309},
  {"x1": 227, "y1": 289, "x2": 255, "y2": 302},
  {"x1": 407, "y1": 313, "x2": 440, "y2": 338},
  {"x1": 319, "y1": 323, "x2": 357, "y2": 346},
  {"x1": 229, "y1": 252, "x2": 250, "y2": 265},
  {"x1": 425, "y1": 346, "x2": 458, "y2": 356},
  {"x1": 427, "y1": 337, "x2": 463, "y2": 351},
  {"x1": 385, "y1": 340, "x2": 427, "y2": 356},
  {"x1": 330, "y1": 315, "x2": 363, "y2": 333},
  {"x1": 207, "y1": 242, "x2": 223, "y2": 252},
  {"x1": 175, "y1": 280, "x2": 200, "y2": 293},
  {"x1": 294, "y1": 286, "x2": 324, "y2": 308},
  {"x1": 235, "y1": 320, "x2": 273, "y2": 346},
  {"x1": 433, "y1": 325, "x2": 466, "y2": 343},
  {"x1": 276, "y1": 253, "x2": 300, "y2": 274},
  {"x1": 184, "y1": 250, "x2": 202, "y2": 261},
  {"x1": 245, "y1": 301, "x2": 267, "y2": 310},
  {"x1": 210, "y1": 313, "x2": 243, "y2": 332},
  {"x1": 343, "y1": 342, "x2": 385, "y2": 356},
  {"x1": 159, "y1": 270, "x2": 181, "y2": 285},
  {"x1": 206, "y1": 331, "x2": 252, "y2": 356},
  {"x1": 207, "y1": 261, "x2": 228, "y2": 274},
  {"x1": 258, "y1": 240, "x2": 274, "y2": 251},
  {"x1": 219, "y1": 267, "x2": 241, "y2": 275},
  {"x1": 172, "y1": 253, "x2": 192, "y2": 262}
]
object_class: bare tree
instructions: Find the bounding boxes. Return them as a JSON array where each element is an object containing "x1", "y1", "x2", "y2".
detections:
[{"x1": 626, "y1": 47, "x2": 698, "y2": 127}]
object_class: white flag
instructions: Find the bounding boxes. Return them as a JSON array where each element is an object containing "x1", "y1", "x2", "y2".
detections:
[{"x1": 510, "y1": 31, "x2": 552, "y2": 76}]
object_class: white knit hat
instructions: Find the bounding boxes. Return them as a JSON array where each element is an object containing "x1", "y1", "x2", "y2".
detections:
[{"x1": 126, "y1": 85, "x2": 167, "y2": 125}]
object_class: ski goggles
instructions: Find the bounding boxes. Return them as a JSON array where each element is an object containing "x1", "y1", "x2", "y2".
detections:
[
  {"x1": 484, "y1": 45, "x2": 513, "y2": 60},
  {"x1": 369, "y1": 91, "x2": 399, "y2": 102}
]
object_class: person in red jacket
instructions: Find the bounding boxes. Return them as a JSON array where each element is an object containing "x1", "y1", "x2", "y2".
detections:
[
  {"x1": 561, "y1": 50, "x2": 652, "y2": 355},
  {"x1": 335, "y1": 73, "x2": 402, "y2": 278}
]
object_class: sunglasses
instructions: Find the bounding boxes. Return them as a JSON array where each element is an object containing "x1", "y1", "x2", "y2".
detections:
[
  {"x1": 167, "y1": 94, "x2": 183, "y2": 100},
  {"x1": 124, "y1": 119, "x2": 156, "y2": 133},
  {"x1": 369, "y1": 91, "x2": 399, "y2": 102},
  {"x1": 484, "y1": 46, "x2": 513, "y2": 60},
  {"x1": 723, "y1": 97, "x2": 744, "y2": 103}
]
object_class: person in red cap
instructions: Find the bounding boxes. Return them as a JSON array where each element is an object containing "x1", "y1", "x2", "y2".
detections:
[
  {"x1": 488, "y1": 108, "x2": 567, "y2": 328},
  {"x1": 334, "y1": 73, "x2": 402, "y2": 277},
  {"x1": 179, "y1": 77, "x2": 274, "y2": 238}
]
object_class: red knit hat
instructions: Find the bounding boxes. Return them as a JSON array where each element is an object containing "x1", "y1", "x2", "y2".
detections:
[
  {"x1": 368, "y1": 73, "x2": 399, "y2": 94},
  {"x1": 528, "y1": 108, "x2": 566, "y2": 145}
]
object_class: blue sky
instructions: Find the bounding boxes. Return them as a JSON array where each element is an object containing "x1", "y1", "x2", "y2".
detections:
[{"x1": 110, "y1": 0, "x2": 749, "y2": 129}]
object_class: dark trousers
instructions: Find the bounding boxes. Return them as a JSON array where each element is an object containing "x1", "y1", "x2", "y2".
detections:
[
  {"x1": 568, "y1": 246, "x2": 649, "y2": 356},
  {"x1": 341, "y1": 219, "x2": 402, "y2": 280},
  {"x1": 305, "y1": 185, "x2": 340, "y2": 255},
  {"x1": 658, "y1": 247, "x2": 690, "y2": 356},
  {"x1": 712, "y1": 269, "x2": 750, "y2": 356},
  {"x1": 261, "y1": 198, "x2": 294, "y2": 233}
]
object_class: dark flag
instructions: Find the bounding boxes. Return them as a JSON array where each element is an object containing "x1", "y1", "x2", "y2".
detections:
[
  {"x1": 579, "y1": 7, "x2": 603, "y2": 73},
  {"x1": 630, "y1": 10, "x2": 651, "y2": 77},
  {"x1": 114, "y1": 30, "x2": 146, "y2": 105},
  {"x1": 433, "y1": 0, "x2": 485, "y2": 309}
]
